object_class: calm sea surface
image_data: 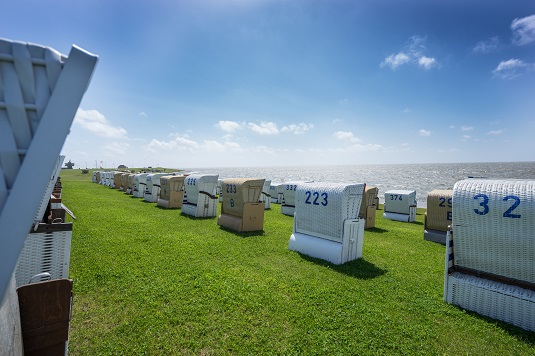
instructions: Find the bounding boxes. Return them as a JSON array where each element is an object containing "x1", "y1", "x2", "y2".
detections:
[{"x1": 184, "y1": 162, "x2": 535, "y2": 208}]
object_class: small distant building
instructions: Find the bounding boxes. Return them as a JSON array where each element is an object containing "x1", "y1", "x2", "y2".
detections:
[
  {"x1": 118, "y1": 164, "x2": 128, "y2": 169},
  {"x1": 64, "y1": 160, "x2": 75, "y2": 169}
]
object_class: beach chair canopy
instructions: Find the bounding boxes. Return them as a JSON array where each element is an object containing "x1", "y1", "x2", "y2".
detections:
[{"x1": 0, "y1": 38, "x2": 97, "y2": 301}]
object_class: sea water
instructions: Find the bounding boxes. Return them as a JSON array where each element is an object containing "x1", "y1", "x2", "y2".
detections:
[{"x1": 185, "y1": 162, "x2": 535, "y2": 208}]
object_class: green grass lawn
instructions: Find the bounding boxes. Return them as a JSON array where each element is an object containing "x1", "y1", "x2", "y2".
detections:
[{"x1": 60, "y1": 169, "x2": 535, "y2": 355}]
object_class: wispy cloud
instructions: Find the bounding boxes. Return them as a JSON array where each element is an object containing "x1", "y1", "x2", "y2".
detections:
[
  {"x1": 381, "y1": 35, "x2": 438, "y2": 71},
  {"x1": 147, "y1": 134, "x2": 199, "y2": 153},
  {"x1": 138, "y1": 112, "x2": 148, "y2": 117},
  {"x1": 473, "y1": 36, "x2": 500, "y2": 53},
  {"x1": 418, "y1": 129, "x2": 431, "y2": 137},
  {"x1": 104, "y1": 142, "x2": 130, "y2": 155},
  {"x1": 511, "y1": 14, "x2": 535, "y2": 46},
  {"x1": 74, "y1": 109, "x2": 127, "y2": 139},
  {"x1": 461, "y1": 126, "x2": 474, "y2": 132},
  {"x1": 247, "y1": 121, "x2": 279, "y2": 135},
  {"x1": 492, "y1": 58, "x2": 532, "y2": 79},
  {"x1": 487, "y1": 130, "x2": 504, "y2": 135},
  {"x1": 281, "y1": 123, "x2": 314, "y2": 135},
  {"x1": 215, "y1": 120, "x2": 243, "y2": 133},
  {"x1": 333, "y1": 131, "x2": 360, "y2": 143}
]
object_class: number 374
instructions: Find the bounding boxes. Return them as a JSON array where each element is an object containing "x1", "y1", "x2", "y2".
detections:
[{"x1": 473, "y1": 194, "x2": 521, "y2": 218}]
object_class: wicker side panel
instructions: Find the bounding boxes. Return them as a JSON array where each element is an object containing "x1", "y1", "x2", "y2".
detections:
[
  {"x1": 447, "y1": 272, "x2": 534, "y2": 331},
  {"x1": 15, "y1": 224, "x2": 72, "y2": 287},
  {"x1": 295, "y1": 182, "x2": 365, "y2": 242},
  {"x1": 453, "y1": 179, "x2": 535, "y2": 284},
  {"x1": 425, "y1": 189, "x2": 453, "y2": 231}
]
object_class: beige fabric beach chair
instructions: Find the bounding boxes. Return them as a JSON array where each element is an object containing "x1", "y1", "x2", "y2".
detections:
[
  {"x1": 217, "y1": 178, "x2": 265, "y2": 232},
  {"x1": 424, "y1": 189, "x2": 452, "y2": 244},
  {"x1": 0, "y1": 38, "x2": 98, "y2": 302}
]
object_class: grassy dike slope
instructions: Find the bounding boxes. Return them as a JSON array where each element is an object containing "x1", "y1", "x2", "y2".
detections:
[{"x1": 59, "y1": 169, "x2": 535, "y2": 354}]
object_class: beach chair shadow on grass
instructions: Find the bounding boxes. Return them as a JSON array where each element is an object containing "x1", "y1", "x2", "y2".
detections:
[
  {"x1": 217, "y1": 225, "x2": 266, "y2": 238},
  {"x1": 297, "y1": 254, "x2": 386, "y2": 279}
]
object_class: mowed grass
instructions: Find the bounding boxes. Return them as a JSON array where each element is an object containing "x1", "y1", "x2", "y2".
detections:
[{"x1": 60, "y1": 169, "x2": 535, "y2": 355}]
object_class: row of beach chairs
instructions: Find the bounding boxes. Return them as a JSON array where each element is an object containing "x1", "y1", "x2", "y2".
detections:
[{"x1": 94, "y1": 171, "x2": 535, "y2": 332}]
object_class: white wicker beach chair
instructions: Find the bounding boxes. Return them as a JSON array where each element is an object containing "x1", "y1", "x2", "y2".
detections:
[
  {"x1": 424, "y1": 189, "x2": 452, "y2": 244},
  {"x1": 181, "y1": 174, "x2": 219, "y2": 217},
  {"x1": 217, "y1": 178, "x2": 265, "y2": 232},
  {"x1": 133, "y1": 173, "x2": 148, "y2": 198},
  {"x1": 259, "y1": 179, "x2": 271, "y2": 210},
  {"x1": 281, "y1": 181, "x2": 307, "y2": 216},
  {"x1": 288, "y1": 182, "x2": 366, "y2": 264},
  {"x1": 383, "y1": 189, "x2": 417, "y2": 222},
  {"x1": 92, "y1": 171, "x2": 98, "y2": 183},
  {"x1": 144, "y1": 173, "x2": 168, "y2": 203},
  {"x1": 444, "y1": 179, "x2": 535, "y2": 331},
  {"x1": 0, "y1": 38, "x2": 97, "y2": 302},
  {"x1": 269, "y1": 182, "x2": 284, "y2": 204}
]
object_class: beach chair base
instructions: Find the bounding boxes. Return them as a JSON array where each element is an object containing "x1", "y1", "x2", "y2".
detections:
[
  {"x1": 445, "y1": 272, "x2": 535, "y2": 331},
  {"x1": 424, "y1": 229, "x2": 447, "y2": 245}
]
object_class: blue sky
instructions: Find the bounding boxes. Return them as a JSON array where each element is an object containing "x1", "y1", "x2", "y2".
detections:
[{"x1": 2, "y1": 0, "x2": 534, "y2": 168}]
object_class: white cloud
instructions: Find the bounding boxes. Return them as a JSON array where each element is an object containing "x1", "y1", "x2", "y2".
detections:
[
  {"x1": 247, "y1": 121, "x2": 279, "y2": 135},
  {"x1": 418, "y1": 129, "x2": 431, "y2": 137},
  {"x1": 449, "y1": 125, "x2": 456, "y2": 129},
  {"x1": 139, "y1": 112, "x2": 148, "y2": 117},
  {"x1": 74, "y1": 109, "x2": 127, "y2": 139},
  {"x1": 146, "y1": 135, "x2": 199, "y2": 153},
  {"x1": 473, "y1": 36, "x2": 499, "y2": 53},
  {"x1": 215, "y1": 120, "x2": 243, "y2": 133},
  {"x1": 492, "y1": 58, "x2": 532, "y2": 79},
  {"x1": 487, "y1": 130, "x2": 504, "y2": 135},
  {"x1": 511, "y1": 14, "x2": 535, "y2": 46},
  {"x1": 381, "y1": 36, "x2": 437, "y2": 71},
  {"x1": 333, "y1": 131, "x2": 360, "y2": 143},
  {"x1": 381, "y1": 53, "x2": 411, "y2": 70},
  {"x1": 461, "y1": 126, "x2": 474, "y2": 131},
  {"x1": 418, "y1": 56, "x2": 437, "y2": 69},
  {"x1": 281, "y1": 123, "x2": 314, "y2": 135},
  {"x1": 462, "y1": 135, "x2": 471, "y2": 141}
]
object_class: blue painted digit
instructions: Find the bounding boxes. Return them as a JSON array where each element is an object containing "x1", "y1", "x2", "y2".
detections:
[
  {"x1": 305, "y1": 191, "x2": 311, "y2": 204},
  {"x1": 503, "y1": 195, "x2": 521, "y2": 218},
  {"x1": 230, "y1": 198, "x2": 234, "y2": 207},
  {"x1": 312, "y1": 192, "x2": 320, "y2": 205},
  {"x1": 473, "y1": 194, "x2": 489, "y2": 215},
  {"x1": 447, "y1": 198, "x2": 452, "y2": 208},
  {"x1": 439, "y1": 197, "x2": 445, "y2": 207},
  {"x1": 321, "y1": 192, "x2": 328, "y2": 206}
]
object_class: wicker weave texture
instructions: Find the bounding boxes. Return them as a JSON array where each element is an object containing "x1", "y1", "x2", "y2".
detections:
[
  {"x1": 183, "y1": 174, "x2": 218, "y2": 205},
  {"x1": 384, "y1": 190, "x2": 416, "y2": 214},
  {"x1": 221, "y1": 178, "x2": 265, "y2": 217},
  {"x1": 0, "y1": 39, "x2": 66, "y2": 210},
  {"x1": 294, "y1": 182, "x2": 365, "y2": 242},
  {"x1": 447, "y1": 272, "x2": 534, "y2": 331},
  {"x1": 425, "y1": 189, "x2": 453, "y2": 231},
  {"x1": 453, "y1": 179, "x2": 535, "y2": 284},
  {"x1": 15, "y1": 225, "x2": 72, "y2": 287}
]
